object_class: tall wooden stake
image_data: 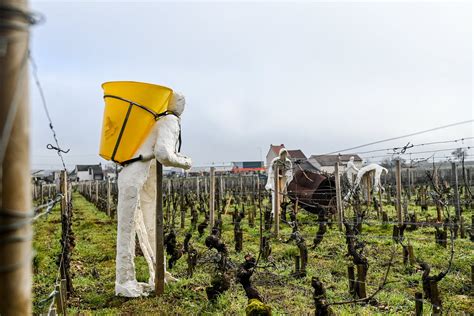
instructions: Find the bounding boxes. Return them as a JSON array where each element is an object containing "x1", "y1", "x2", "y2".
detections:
[
  {"x1": 106, "y1": 178, "x2": 111, "y2": 217},
  {"x1": 274, "y1": 164, "x2": 280, "y2": 237},
  {"x1": 334, "y1": 162, "x2": 344, "y2": 230},
  {"x1": 180, "y1": 181, "x2": 185, "y2": 229},
  {"x1": 395, "y1": 159, "x2": 403, "y2": 225},
  {"x1": 0, "y1": 0, "x2": 32, "y2": 313},
  {"x1": 451, "y1": 162, "x2": 461, "y2": 236},
  {"x1": 155, "y1": 161, "x2": 165, "y2": 295},
  {"x1": 209, "y1": 167, "x2": 215, "y2": 229},
  {"x1": 196, "y1": 177, "x2": 199, "y2": 196},
  {"x1": 95, "y1": 180, "x2": 99, "y2": 204}
]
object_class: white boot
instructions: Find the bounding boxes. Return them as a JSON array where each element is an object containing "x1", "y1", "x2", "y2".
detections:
[{"x1": 115, "y1": 280, "x2": 151, "y2": 297}]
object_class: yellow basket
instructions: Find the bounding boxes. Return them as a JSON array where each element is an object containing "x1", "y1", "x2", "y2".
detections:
[{"x1": 99, "y1": 81, "x2": 173, "y2": 164}]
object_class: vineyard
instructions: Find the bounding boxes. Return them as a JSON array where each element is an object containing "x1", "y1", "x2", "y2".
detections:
[{"x1": 31, "y1": 164, "x2": 473, "y2": 315}]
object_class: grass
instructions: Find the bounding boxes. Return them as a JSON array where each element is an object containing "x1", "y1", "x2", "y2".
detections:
[{"x1": 32, "y1": 192, "x2": 473, "y2": 315}]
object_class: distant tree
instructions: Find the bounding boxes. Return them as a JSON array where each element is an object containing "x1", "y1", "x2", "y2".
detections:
[
  {"x1": 451, "y1": 148, "x2": 467, "y2": 161},
  {"x1": 380, "y1": 156, "x2": 406, "y2": 169}
]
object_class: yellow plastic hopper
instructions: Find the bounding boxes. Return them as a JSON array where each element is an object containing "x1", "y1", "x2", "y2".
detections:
[{"x1": 99, "y1": 81, "x2": 173, "y2": 164}]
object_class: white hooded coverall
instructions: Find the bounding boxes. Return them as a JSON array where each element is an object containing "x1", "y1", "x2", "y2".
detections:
[
  {"x1": 115, "y1": 92, "x2": 192, "y2": 297},
  {"x1": 265, "y1": 149, "x2": 293, "y2": 216}
]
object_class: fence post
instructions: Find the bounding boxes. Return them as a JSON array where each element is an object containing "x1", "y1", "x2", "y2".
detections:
[
  {"x1": 395, "y1": 159, "x2": 403, "y2": 225},
  {"x1": 356, "y1": 264, "x2": 367, "y2": 299},
  {"x1": 180, "y1": 181, "x2": 185, "y2": 229},
  {"x1": 334, "y1": 162, "x2": 343, "y2": 230},
  {"x1": 209, "y1": 167, "x2": 215, "y2": 229},
  {"x1": 348, "y1": 266, "x2": 355, "y2": 296},
  {"x1": 365, "y1": 174, "x2": 371, "y2": 207},
  {"x1": 451, "y1": 162, "x2": 461, "y2": 238},
  {"x1": 415, "y1": 292, "x2": 423, "y2": 316},
  {"x1": 106, "y1": 178, "x2": 111, "y2": 217},
  {"x1": 155, "y1": 161, "x2": 165, "y2": 296},
  {"x1": 196, "y1": 177, "x2": 200, "y2": 196},
  {"x1": 0, "y1": 1, "x2": 32, "y2": 311},
  {"x1": 95, "y1": 180, "x2": 99, "y2": 204},
  {"x1": 60, "y1": 278, "x2": 67, "y2": 306},
  {"x1": 59, "y1": 170, "x2": 73, "y2": 299},
  {"x1": 41, "y1": 184, "x2": 44, "y2": 203},
  {"x1": 407, "y1": 243, "x2": 415, "y2": 265},
  {"x1": 407, "y1": 168, "x2": 412, "y2": 201},
  {"x1": 61, "y1": 171, "x2": 68, "y2": 217},
  {"x1": 54, "y1": 284, "x2": 64, "y2": 315},
  {"x1": 294, "y1": 255, "x2": 300, "y2": 276},
  {"x1": 274, "y1": 164, "x2": 280, "y2": 238}
]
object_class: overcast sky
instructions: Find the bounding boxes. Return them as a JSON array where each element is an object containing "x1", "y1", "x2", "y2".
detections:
[{"x1": 29, "y1": 0, "x2": 473, "y2": 169}]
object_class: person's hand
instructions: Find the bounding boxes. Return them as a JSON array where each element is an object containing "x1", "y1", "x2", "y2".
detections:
[{"x1": 182, "y1": 157, "x2": 192, "y2": 170}]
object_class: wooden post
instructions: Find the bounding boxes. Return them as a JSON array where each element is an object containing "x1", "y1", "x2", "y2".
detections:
[
  {"x1": 356, "y1": 264, "x2": 367, "y2": 299},
  {"x1": 240, "y1": 175, "x2": 243, "y2": 194},
  {"x1": 407, "y1": 244, "x2": 415, "y2": 265},
  {"x1": 378, "y1": 190, "x2": 383, "y2": 219},
  {"x1": 219, "y1": 175, "x2": 223, "y2": 202},
  {"x1": 415, "y1": 292, "x2": 423, "y2": 316},
  {"x1": 0, "y1": 1, "x2": 32, "y2": 313},
  {"x1": 40, "y1": 183, "x2": 44, "y2": 204},
  {"x1": 433, "y1": 170, "x2": 443, "y2": 222},
  {"x1": 155, "y1": 161, "x2": 165, "y2": 296},
  {"x1": 334, "y1": 162, "x2": 343, "y2": 230},
  {"x1": 196, "y1": 177, "x2": 199, "y2": 196},
  {"x1": 106, "y1": 178, "x2": 111, "y2": 217},
  {"x1": 294, "y1": 255, "x2": 300, "y2": 276},
  {"x1": 407, "y1": 168, "x2": 412, "y2": 201},
  {"x1": 94, "y1": 180, "x2": 98, "y2": 204},
  {"x1": 209, "y1": 167, "x2": 215, "y2": 229},
  {"x1": 54, "y1": 284, "x2": 64, "y2": 315},
  {"x1": 395, "y1": 159, "x2": 403, "y2": 225},
  {"x1": 273, "y1": 164, "x2": 280, "y2": 237},
  {"x1": 61, "y1": 171, "x2": 68, "y2": 215},
  {"x1": 430, "y1": 279, "x2": 441, "y2": 315},
  {"x1": 451, "y1": 162, "x2": 461, "y2": 237},
  {"x1": 365, "y1": 174, "x2": 371, "y2": 207},
  {"x1": 59, "y1": 170, "x2": 73, "y2": 296},
  {"x1": 180, "y1": 181, "x2": 185, "y2": 229},
  {"x1": 60, "y1": 278, "x2": 67, "y2": 306},
  {"x1": 348, "y1": 266, "x2": 355, "y2": 296}
]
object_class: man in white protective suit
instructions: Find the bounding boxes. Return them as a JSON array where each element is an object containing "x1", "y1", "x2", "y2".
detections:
[
  {"x1": 345, "y1": 156, "x2": 360, "y2": 185},
  {"x1": 115, "y1": 92, "x2": 192, "y2": 297},
  {"x1": 265, "y1": 148, "x2": 294, "y2": 216}
]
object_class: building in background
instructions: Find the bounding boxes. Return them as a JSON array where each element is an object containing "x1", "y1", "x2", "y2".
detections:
[
  {"x1": 266, "y1": 144, "x2": 285, "y2": 167},
  {"x1": 308, "y1": 154, "x2": 363, "y2": 174},
  {"x1": 74, "y1": 164, "x2": 104, "y2": 181},
  {"x1": 187, "y1": 163, "x2": 234, "y2": 176},
  {"x1": 231, "y1": 161, "x2": 265, "y2": 173},
  {"x1": 31, "y1": 169, "x2": 61, "y2": 184},
  {"x1": 286, "y1": 149, "x2": 307, "y2": 162},
  {"x1": 265, "y1": 144, "x2": 307, "y2": 168}
]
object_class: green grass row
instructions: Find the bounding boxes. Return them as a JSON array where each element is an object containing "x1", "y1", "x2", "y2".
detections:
[{"x1": 32, "y1": 192, "x2": 473, "y2": 315}]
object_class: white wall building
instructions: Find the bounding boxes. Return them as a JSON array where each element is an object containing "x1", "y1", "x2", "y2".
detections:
[
  {"x1": 74, "y1": 164, "x2": 104, "y2": 181},
  {"x1": 308, "y1": 154, "x2": 363, "y2": 175}
]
